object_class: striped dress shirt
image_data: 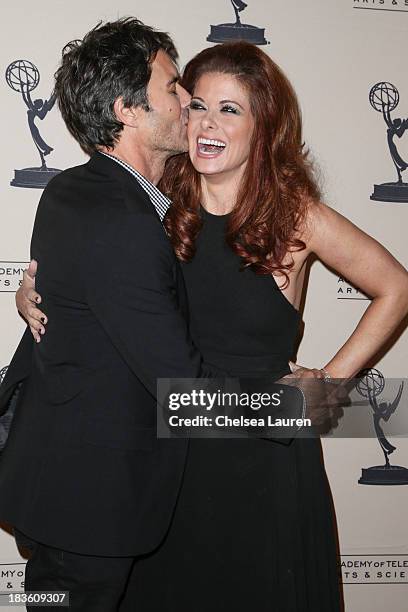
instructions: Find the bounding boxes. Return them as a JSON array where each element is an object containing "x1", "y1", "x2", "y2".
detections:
[{"x1": 100, "y1": 151, "x2": 171, "y2": 222}]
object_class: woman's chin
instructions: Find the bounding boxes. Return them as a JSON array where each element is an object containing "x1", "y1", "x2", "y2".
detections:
[{"x1": 190, "y1": 156, "x2": 224, "y2": 176}]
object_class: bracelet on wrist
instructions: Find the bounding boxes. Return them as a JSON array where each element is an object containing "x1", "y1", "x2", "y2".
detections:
[{"x1": 320, "y1": 367, "x2": 332, "y2": 382}]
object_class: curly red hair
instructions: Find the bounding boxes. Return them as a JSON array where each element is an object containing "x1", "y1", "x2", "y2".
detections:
[{"x1": 161, "y1": 42, "x2": 320, "y2": 287}]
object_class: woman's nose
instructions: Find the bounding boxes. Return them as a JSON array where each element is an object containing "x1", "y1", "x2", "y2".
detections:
[{"x1": 201, "y1": 111, "x2": 217, "y2": 130}]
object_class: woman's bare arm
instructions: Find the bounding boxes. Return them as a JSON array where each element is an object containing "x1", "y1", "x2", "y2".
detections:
[{"x1": 305, "y1": 201, "x2": 408, "y2": 379}]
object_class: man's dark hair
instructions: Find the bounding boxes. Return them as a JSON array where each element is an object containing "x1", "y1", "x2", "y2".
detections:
[{"x1": 54, "y1": 17, "x2": 178, "y2": 154}]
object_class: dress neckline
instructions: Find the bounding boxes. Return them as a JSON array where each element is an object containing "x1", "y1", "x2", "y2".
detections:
[{"x1": 200, "y1": 205, "x2": 231, "y2": 219}]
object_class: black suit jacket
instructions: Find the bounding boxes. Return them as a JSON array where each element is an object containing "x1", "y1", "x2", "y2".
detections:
[{"x1": 0, "y1": 153, "x2": 217, "y2": 556}]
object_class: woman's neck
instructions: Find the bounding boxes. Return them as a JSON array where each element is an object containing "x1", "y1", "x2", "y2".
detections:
[{"x1": 200, "y1": 171, "x2": 243, "y2": 216}]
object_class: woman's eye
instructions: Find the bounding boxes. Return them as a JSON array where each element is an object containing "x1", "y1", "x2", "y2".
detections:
[
  {"x1": 189, "y1": 101, "x2": 205, "y2": 111},
  {"x1": 221, "y1": 105, "x2": 239, "y2": 115}
]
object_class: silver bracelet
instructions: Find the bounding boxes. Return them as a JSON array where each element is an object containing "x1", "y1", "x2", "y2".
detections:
[{"x1": 320, "y1": 367, "x2": 332, "y2": 382}]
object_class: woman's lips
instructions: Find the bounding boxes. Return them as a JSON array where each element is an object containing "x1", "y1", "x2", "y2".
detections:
[
  {"x1": 196, "y1": 136, "x2": 226, "y2": 158},
  {"x1": 196, "y1": 145, "x2": 225, "y2": 158}
]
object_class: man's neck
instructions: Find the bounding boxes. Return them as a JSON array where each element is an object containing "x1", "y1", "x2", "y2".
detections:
[{"x1": 101, "y1": 143, "x2": 166, "y2": 186}]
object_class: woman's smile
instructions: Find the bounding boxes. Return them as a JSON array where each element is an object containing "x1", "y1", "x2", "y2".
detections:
[{"x1": 196, "y1": 135, "x2": 227, "y2": 158}]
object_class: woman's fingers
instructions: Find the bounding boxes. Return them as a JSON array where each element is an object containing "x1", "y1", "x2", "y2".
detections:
[
  {"x1": 27, "y1": 259, "x2": 38, "y2": 278},
  {"x1": 18, "y1": 282, "x2": 41, "y2": 306},
  {"x1": 279, "y1": 368, "x2": 333, "y2": 425},
  {"x1": 27, "y1": 288, "x2": 42, "y2": 305},
  {"x1": 22, "y1": 267, "x2": 35, "y2": 285},
  {"x1": 26, "y1": 289, "x2": 41, "y2": 305},
  {"x1": 16, "y1": 287, "x2": 45, "y2": 318},
  {"x1": 15, "y1": 260, "x2": 44, "y2": 343},
  {"x1": 26, "y1": 304, "x2": 47, "y2": 329},
  {"x1": 288, "y1": 360, "x2": 303, "y2": 373},
  {"x1": 24, "y1": 305, "x2": 46, "y2": 342},
  {"x1": 30, "y1": 324, "x2": 41, "y2": 344},
  {"x1": 280, "y1": 368, "x2": 349, "y2": 428}
]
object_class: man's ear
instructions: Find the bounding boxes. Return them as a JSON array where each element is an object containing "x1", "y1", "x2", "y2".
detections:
[{"x1": 113, "y1": 97, "x2": 144, "y2": 128}]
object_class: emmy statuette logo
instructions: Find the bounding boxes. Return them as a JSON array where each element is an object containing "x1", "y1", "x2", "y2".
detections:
[
  {"x1": 5, "y1": 59, "x2": 61, "y2": 189},
  {"x1": 207, "y1": 0, "x2": 268, "y2": 45},
  {"x1": 357, "y1": 368, "x2": 408, "y2": 485},
  {"x1": 369, "y1": 82, "x2": 408, "y2": 203}
]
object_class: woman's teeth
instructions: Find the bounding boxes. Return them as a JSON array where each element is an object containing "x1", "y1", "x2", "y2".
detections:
[{"x1": 197, "y1": 137, "x2": 226, "y2": 154}]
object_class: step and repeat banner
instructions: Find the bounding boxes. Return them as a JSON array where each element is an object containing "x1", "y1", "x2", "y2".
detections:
[{"x1": 1, "y1": 1, "x2": 407, "y2": 610}]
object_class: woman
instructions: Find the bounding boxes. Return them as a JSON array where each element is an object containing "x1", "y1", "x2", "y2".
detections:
[{"x1": 18, "y1": 43, "x2": 408, "y2": 611}]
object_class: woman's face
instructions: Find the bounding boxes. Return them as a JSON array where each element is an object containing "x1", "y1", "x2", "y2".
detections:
[{"x1": 187, "y1": 72, "x2": 254, "y2": 179}]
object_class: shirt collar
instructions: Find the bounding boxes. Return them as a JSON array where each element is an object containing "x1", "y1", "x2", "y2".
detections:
[{"x1": 99, "y1": 152, "x2": 171, "y2": 222}]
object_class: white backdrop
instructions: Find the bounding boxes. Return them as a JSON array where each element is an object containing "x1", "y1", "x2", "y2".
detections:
[{"x1": 1, "y1": 1, "x2": 408, "y2": 610}]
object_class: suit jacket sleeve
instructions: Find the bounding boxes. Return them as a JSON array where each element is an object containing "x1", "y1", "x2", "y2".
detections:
[
  {"x1": 0, "y1": 327, "x2": 33, "y2": 416},
  {"x1": 87, "y1": 209, "x2": 217, "y2": 399}
]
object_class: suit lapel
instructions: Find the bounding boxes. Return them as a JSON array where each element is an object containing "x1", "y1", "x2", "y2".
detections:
[{"x1": 87, "y1": 153, "x2": 164, "y2": 223}]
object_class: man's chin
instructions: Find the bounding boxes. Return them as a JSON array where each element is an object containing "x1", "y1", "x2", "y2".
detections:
[
  {"x1": 178, "y1": 133, "x2": 189, "y2": 154},
  {"x1": 165, "y1": 145, "x2": 189, "y2": 159},
  {"x1": 177, "y1": 138, "x2": 189, "y2": 154}
]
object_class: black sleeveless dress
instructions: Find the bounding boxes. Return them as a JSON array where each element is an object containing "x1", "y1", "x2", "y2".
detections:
[{"x1": 132, "y1": 208, "x2": 343, "y2": 611}]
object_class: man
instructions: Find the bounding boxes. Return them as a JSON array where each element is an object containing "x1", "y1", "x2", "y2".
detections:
[{"x1": 0, "y1": 17, "x2": 220, "y2": 610}]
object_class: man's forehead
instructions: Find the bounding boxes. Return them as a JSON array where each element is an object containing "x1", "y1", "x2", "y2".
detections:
[{"x1": 153, "y1": 49, "x2": 179, "y2": 80}]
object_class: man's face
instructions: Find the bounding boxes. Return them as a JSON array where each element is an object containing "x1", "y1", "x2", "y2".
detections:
[{"x1": 143, "y1": 50, "x2": 191, "y2": 156}]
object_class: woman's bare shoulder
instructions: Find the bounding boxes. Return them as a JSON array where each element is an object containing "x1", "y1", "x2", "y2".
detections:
[{"x1": 296, "y1": 199, "x2": 337, "y2": 249}]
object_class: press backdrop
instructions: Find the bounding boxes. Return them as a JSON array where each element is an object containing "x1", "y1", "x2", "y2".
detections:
[{"x1": 1, "y1": 1, "x2": 408, "y2": 610}]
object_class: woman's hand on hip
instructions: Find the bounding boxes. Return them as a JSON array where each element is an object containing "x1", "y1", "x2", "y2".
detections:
[{"x1": 278, "y1": 361, "x2": 347, "y2": 426}]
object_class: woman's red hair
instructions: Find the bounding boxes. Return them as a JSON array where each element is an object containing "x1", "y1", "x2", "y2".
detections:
[{"x1": 161, "y1": 42, "x2": 320, "y2": 286}]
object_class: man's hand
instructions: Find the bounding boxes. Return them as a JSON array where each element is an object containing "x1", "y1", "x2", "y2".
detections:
[{"x1": 16, "y1": 259, "x2": 46, "y2": 343}]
